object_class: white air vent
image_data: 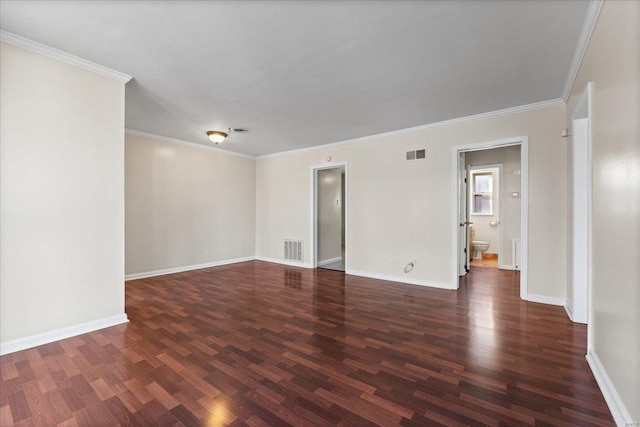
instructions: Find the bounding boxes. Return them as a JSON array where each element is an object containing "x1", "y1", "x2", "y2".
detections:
[{"x1": 284, "y1": 240, "x2": 303, "y2": 262}]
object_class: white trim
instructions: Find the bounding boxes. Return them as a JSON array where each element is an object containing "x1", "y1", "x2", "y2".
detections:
[
  {"x1": 586, "y1": 350, "x2": 634, "y2": 426},
  {"x1": 561, "y1": 0, "x2": 603, "y2": 102},
  {"x1": 585, "y1": 82, "x2": 594, "y2": 350},
  {"x1": 0, "y1": 314, "x2": 129, "y2": 356},
  {"x1": 0, "y1": 30, "x2": 132, "y2": 83},
  {"x1": 255, "y1": 256, "x2": 313, "y2": 269},
  {"x1": 568, "y1": 84, "x2": 593, "y2": 326},
  {"x1": 317, "y1": 257, "x2": 342, "y2": 266},
  {"x1": 259, "y1": 99, "x2": 563, "y2": 159},
  {"x1": 499, "y1": 264, "x2": 514, "y2": 271},
  {"x1": 526, "y1": 294, "x2": 566, "y2": 306},
  {"x1": 125, "y1": 256, "x2": 255, "y2": 281},
  {"x1": 564, "y1": 301, "x2": 574, "y2": 321},
  {"x1": 346, "y1": 269, "x2": 454, "y2": 290},
  {"x1": 452, "y1": 136, "x2": 528, "y2": 298},
  {"x1": 310, "y1": 162, "x2": 348, "y2": 270},
  {"x1": 125, "y1": 129, "x2": 255, "y2": 159}
]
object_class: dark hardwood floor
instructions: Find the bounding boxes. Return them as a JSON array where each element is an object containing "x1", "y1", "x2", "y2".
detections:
[{"x1": 1, "y1": 261, "x2": 613, "y2": 426}]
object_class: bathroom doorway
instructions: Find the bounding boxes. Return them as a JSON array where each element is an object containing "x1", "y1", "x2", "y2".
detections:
[
  {"x1": 454, "y1": 137, "x2": 527, "y2": 298},
  {"x1": 312, "y1": 164, "x2": 346, "y2": 272},
  {"x1": 468, "y1": 164, "x2": 502, "y2": 269}
]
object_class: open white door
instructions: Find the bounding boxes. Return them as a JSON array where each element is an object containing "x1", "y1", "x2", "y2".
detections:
[{"x1": 458, "y1": 153, "x2": 471, "y2": 276}]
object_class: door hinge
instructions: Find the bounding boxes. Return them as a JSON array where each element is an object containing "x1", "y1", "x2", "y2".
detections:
[{"x1": 463, "y1": 248, "x2": 467, "y2": 253}]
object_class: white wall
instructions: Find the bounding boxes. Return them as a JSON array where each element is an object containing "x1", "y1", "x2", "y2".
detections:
[
  {"x1": 317, "y1": 167, "x2": 343, "y2": 263},
  {"x1": 465, "y1": 145, "x2": 521, "y2": 267},
  {"x1": 566, "y1": 0, "x2": 640, "y2": 421},
  {"x1": 256, "y1": 104, "x2": 567, "y2": 296},
  {"x1": 125, "y1": 133, "x2": 256, "y2": 276},
  {"x1": 0, "y1": 42, "x2": 127, "y2": 349}
]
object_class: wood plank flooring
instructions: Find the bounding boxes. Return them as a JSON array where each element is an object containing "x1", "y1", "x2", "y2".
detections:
[
  {"x1": 0, "y1": 261, "x2": 613, "y2": 426},
  {"x1": 470, "y1": 257, "x2": 498, "y2": 268}
]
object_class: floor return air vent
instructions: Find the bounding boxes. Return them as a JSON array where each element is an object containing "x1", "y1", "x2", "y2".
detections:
[{"x1": 284, "y1": 240, "x2": 304, "y2": 262}]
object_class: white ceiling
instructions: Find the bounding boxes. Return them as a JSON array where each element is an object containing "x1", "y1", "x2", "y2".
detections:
[{"x1": 0, "y1": 1, "x2": 590, "y2": 156}]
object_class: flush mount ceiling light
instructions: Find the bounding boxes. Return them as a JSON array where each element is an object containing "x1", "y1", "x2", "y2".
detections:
[
  {"x1": 207, "y1": 130, "x2": 228, "y2": 144},
  {"x1": 206, "y1": 128, "x2": 247, "y2": 144}
]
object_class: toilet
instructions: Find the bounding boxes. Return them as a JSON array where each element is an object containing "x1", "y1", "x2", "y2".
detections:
[{"x1": 473, "y1": 241, "x2": 490, "y2": 259}]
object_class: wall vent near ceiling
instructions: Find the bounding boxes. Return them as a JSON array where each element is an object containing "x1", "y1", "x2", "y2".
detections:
[
  {"x1": 406, "y1": 149, "x2": 426, "y2": 160},
  {"x1": 284, "y1": 240, "x2": 303, "y2": 262}
]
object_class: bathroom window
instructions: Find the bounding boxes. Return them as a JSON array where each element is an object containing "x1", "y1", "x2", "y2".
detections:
[{"x1": 471, "y1": 172, "x2": 493, "y2": 215}]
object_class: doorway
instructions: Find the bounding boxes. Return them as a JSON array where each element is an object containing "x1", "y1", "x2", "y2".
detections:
[
  {"x1": 312, "y1": 163, "x2": 346, "y2": 272},
  {"x1": 468, "y1": 164, "x2": 503, "y2": 269},
  {"x1": 453, "y1": 137, "x2": 528, "y2": 299}
]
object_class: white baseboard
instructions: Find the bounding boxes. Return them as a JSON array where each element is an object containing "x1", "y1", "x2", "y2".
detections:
[
  {"x1": 564, "y1": 301, "x2": 574, "y2": 321},
  {"x1": 255, "y1": 256, "x2": 313, "y2": 269},
  {"x1": 317, "y1": 257, "x2": 342, "y2": 266},
  {"x1": 498, "y1": 264, "x2": 514, "y2": 270},
  {"x1": 346, "y1": 269, "x2": 455, "y2": 290},
  {"x1": 0, "y1": 313, "x2": 129, "y2": 356},
  {"x1": 125, "y1": 256, "x2": 256, "y2": 281},
  {"x1": 526, "y1": 294, "x2": 566, "y2": 306},
  {"x1": 586, "y1": 350, "x2": 634, "y2": 426}
]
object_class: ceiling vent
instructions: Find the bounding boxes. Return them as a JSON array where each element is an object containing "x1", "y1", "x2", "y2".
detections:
[{"x1": 284, "y1": 240, "x2": 303, "y2": 262}]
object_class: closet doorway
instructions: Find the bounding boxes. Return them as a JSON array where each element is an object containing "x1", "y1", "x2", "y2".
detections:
[{"x1": 312, "y1": 163, "x2": 346, "y2": 272}]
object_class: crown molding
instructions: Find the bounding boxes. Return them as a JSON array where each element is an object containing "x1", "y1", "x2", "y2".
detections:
[
  {"x1": 561, "y1": 0, "x2": 603, "y2": 102},
  {"x1": 0, "y1": 30, "x2": 132, "y2": 83},
  {"x1": 125, "y1": 129, "x2": 256, "y2": 159},
  {"x1": 258, "y1": 98, "x2": 564, "y2": 159}
]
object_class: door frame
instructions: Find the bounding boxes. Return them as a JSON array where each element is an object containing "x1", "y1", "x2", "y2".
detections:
[
  {"x1": 457, "y1": 152, "x2": 469, "y2": 276},
  {"x1": 452, "y1": 136, "x2": 528, "y2": 299},
  {"x1": 568, "y1": 83, "x2": 593, "y2": 336},
  {"x1": 468, "y1": 163, "x2": 504, "y2": 268},
  {"x1": 310, "y1": 161, "x2": 348, "y2": 269}
]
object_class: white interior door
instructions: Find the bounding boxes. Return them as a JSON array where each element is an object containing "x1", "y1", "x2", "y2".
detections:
[{"x1": 458, "y1": 153, "x2": 470, "y2": 276}]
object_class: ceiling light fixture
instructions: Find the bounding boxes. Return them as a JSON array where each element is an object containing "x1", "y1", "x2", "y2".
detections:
[{"x1": 207, "y1": 130, "x2": 228, "y2": 144}]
